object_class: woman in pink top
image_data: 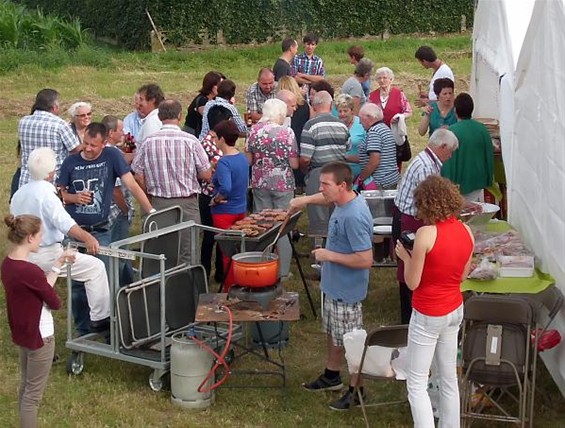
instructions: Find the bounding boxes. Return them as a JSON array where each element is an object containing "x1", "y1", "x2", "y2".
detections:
[{"x1": 396, "y1": 176, "x2": 474, "y2": 428}]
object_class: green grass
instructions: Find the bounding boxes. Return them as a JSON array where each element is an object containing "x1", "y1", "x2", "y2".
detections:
[{"x1": 1, "y1": 33, "x2": 564, "y2": 427}]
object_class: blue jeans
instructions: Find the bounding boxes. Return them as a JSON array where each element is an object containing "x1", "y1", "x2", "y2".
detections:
[
  {"x1": 407, "y1": 304, "x2": 463, "y2": 428},
  {"x1": 110, "y1": 213, "x2": 134, "y2": 286},
  {"x1": 72, "y1": 229, "x2": 111, "y2": 336}
]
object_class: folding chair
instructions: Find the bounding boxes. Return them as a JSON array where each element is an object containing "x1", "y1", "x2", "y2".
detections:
[
  {"x1": 460, "y1": 295, "x2": 537, "y2": 428},
  {"x1": 352, "y1": 325, "x2": 409, "y2": 428}
]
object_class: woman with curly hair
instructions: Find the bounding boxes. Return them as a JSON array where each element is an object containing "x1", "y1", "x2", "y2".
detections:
[{"x1": 395, "y1": 175, "x2": 474, "y2": 428}]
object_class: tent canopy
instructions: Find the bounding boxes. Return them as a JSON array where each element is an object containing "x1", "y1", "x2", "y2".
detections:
[{"x1": 472, "y1": 0, "x2": 565, "y2": 396}]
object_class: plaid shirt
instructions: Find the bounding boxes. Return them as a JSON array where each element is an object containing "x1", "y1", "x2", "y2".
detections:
[
  {"x1": 245, "y1": 82, "x2": 276, "y2": 114},
  {"x1": 18, "y1": 111, "x2": 79, "y2": 187},
  {"x1": 394, "y1": 148, "x2": 443, "y2": 216},
  {"x1": 198, "y1": 97, "x2": 248, "y2": 140},
  {"x1": 291, "y1": 53, "x2": 325, "y2": 77},
  {"x1": 131, "y1": 124, "x2": 211, "y2": 198}
]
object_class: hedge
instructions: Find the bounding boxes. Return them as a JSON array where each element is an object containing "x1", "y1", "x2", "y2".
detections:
[{"x1": 18, "y1": 0, "x2": 474, "y2": 50}]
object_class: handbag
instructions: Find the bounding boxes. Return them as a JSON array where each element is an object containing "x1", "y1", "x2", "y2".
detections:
[{"x1": 396, "y1": 136, "x2": 412, "y2": 162}]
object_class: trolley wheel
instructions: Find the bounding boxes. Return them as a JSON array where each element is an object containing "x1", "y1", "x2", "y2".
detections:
[
  {"x1": 66, "y1": 352, "x2": 84, "y2": 376},
  {"x1": 148, "y1": 370, "x2": 169, "y2": 392}
]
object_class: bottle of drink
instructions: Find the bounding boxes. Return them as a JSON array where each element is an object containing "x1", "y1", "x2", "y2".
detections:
[
  {"x1": 124, "y1": 133, "x2": 136, "y2": 153},
  {"x1": 245, "y1": 110, "x2": 253, "y2": 128}
]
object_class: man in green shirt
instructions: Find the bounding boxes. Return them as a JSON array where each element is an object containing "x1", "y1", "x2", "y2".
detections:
[{"x1": 442, "y1": 93, "x2": 494, "y2": 201}]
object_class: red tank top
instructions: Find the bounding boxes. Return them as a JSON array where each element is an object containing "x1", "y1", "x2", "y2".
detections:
[
  {"x1": 412, "y1": 217, "x2": 473, "y2": 316},
  {"x1": 368, "y1": 87, "x2": 403, "y2": 126}
]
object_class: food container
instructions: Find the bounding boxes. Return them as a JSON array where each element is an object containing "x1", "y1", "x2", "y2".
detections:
[
  {"x1": 498, "y1": 255, "x2": 534, "y2": 278},
  {"x1": 460, "y1": 202, "x2": 500, "y2": 229},
  {"x1": 361, "y1": 190, "x2": 398, "y2": 220},
  {"x1": 232, "y1": 252, "x2": 279, "y2": 288}
]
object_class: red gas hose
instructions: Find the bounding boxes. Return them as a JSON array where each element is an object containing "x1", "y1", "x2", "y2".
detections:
[{"x1": 189, "y1": 305, "x2": 234, "y2": 393}]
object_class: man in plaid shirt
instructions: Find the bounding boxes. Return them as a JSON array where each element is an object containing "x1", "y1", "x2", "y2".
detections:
[
  {"x1": 132, "y1": 99, "x2": 212, "y2": 264},
  {"x1": 18, "y1": 88, "x2": 80, "y2": 188},
  {"x1": 291, "y1": 33, "x2": 326, "y2": 100},
  {"x1": 245, "y1": 68, "x2": 277, "y2": 123}
]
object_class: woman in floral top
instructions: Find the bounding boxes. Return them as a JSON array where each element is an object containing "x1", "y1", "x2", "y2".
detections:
[{"x1": 245, "y1": 98, "x2": 299, "y2": 280}]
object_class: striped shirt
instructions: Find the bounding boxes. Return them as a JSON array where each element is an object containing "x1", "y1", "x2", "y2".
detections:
[
  {"x1": 245, "y1": 82, "x2": 276, "y2": 114},
  {"x1": 198, "y1": 97, "x2": 247, "y2": 140},
  {"x1": 131, "y1": 125, "x2": 211, "y2": 198},
  {"x1": 394, "y1": 147, "x2": 443, "y2": 216},
  {"x1": 300, "y1": 114, "x2": 349, "y2": 167},
  {"x1": 359, "y1": 122, "x2": 400, "y2": 188},
  {"x1": 18, "y1": 111, "x2": 79, "y2": 187}
]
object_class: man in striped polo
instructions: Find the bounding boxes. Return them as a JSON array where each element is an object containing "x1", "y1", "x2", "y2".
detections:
[
  {"x1": 299, "y1": 91, "x2": 350, "y2": 236},
  {"x1": 357, "y1": 103, "x2": 400, "y2": 190}
]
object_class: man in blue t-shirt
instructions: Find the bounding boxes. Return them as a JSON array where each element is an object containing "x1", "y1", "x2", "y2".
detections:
[
  {"x1": 58, "y1": 122, "x2": 154, "y2": 334},
  {"x1": 58, "y1": 123, "x2": 153, "y2": 227},
  {"x1": 289, "y1": 161, "x2": 373, "y2": 411}
]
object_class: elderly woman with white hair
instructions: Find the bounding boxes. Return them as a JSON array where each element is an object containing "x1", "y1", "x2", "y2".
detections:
[
  {"x1": 245, "y1": 98, "x2": 299, "y2": 279},
  {"x1": 68, "y1": 101, "x2": 92, "y2": 144},
  {"x1": 334, "y1": 93, "x2": 366, "y2": 179},
  {"x1": 368, "y1": 67, "x2": 412, "y2": 126}
]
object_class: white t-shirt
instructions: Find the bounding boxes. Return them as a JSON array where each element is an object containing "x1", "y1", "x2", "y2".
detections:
[
  {"x1": 429, "y1": 63, "x2": 454, "y2": 100},
  {"x1": 39, "y1": 306, "x2": 54, "y2": 338},
  {"x1": 137, "y1": 109, "x2": 162, "y2": 149}
]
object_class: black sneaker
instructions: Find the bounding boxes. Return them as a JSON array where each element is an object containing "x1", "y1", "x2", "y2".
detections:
[
  {"x1": 329, "y1": 389, "x2": 366, "y2": 411},
  {"x1": 302, "y1": 374, "x2": 343, "y2": 392}
]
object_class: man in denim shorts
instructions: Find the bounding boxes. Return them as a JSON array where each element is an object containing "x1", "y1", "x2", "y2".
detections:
[{"x1": 290, "y1": 161, "x2": 373, "y2": 410}]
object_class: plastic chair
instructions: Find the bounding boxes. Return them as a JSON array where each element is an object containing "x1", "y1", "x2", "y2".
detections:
[
  {"x1": 460, "y1": 295, "x2": 537, "y2": 427},
  {"x1": 351, "y1": 325, "x2": 409, "y2": 428}
]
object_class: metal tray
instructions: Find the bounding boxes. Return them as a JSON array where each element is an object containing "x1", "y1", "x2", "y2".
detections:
[{"x1": 361, "y1": 190, "x2": 398, "y2": 219}]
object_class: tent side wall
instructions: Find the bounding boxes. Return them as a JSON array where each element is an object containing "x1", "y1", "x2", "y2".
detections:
[{"x1": 510, "y1": 0, "x2": 565, "y2": 396}]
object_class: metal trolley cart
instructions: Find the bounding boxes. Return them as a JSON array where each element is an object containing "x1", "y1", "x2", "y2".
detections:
[{"x1": 65, "y1": 219, "x2": 239, "y2": 391}]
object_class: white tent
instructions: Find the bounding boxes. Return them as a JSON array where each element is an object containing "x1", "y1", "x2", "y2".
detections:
[{"x1": 472, "y1": 0, "x2": 565, "y2": 395}]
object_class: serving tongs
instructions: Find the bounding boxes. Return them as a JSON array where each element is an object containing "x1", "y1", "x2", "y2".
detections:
[{"x1": 261, "y1": 213, "x2": 292, "y2": 261}]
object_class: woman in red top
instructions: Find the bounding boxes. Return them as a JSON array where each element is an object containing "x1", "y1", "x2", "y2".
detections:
[
  {"x1": 1, "y1": 215, "x2": 73, "y2": 428},
  {"x1": 395, "y1": 176, "x2": 474, "y2": 428}
]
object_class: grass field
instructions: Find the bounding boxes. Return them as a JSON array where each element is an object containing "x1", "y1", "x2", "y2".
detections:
[{"x1": 1, "y1": 33, "x2": 564, "y2": 427}]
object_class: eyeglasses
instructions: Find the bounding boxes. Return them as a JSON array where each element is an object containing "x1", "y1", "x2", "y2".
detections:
[{"x1": 75, "y1": 112, "x2": 92, "y2": 118}]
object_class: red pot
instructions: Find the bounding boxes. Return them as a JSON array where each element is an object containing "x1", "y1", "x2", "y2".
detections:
[{"x1": 232, "y1": 252, "x2": 279, "y2": 288}]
